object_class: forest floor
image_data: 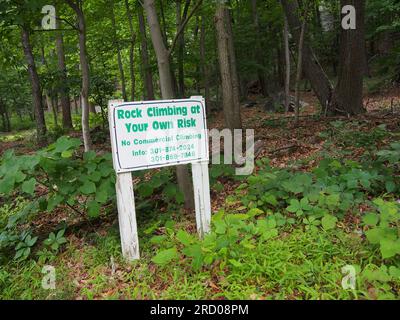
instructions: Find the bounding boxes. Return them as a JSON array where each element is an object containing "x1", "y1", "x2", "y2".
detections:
[{"x1": 1, "y1": 89, "x2": 400, "y2": 300}]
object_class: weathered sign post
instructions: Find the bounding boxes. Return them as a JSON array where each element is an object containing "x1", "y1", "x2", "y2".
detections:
[{"x1": 108, "y1": 97, "x2": 210, "y2": 260}]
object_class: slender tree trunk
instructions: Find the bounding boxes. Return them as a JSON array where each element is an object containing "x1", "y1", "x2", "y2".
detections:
[
  {"x1": 200, "y1": 13, "x2": 210, "y2": 108},
  {"x1": 74, "y1": 96, "x2": 79, "y2": 114},
  {"x1": 143, "y1": 0, "x2": 194, "y2": 210},
  {"x1": 66, "y1": 0, "x2": 92, "y2": 151},
  {"x1": 110, "y1": 1, "x2": 128, "y2": 102},
  {"x1": 250, "y1": 0, "x2": 267, "y2": 96},
  {"x1": 138, "y1": 3, "x2": 155, "y2": 100},
  {"x1": 125, "y1": 0, "x2": 136, "y2": 101},
  {"x1": 283, "y1": 15, "x2": 291, "y2": 113},
  {"x1": 21, "y1": 25, "x2": 47, "y2": 145},
  {"x1": 225, "y1": 9, "x2": 241, "y2": 107},
  {"x1": 175, "y1": 0, "x2": 190, "y2": 98},
  {"x1": 55, "y1": 15, "x2": 73, "y2": 129},
  {"x1": 52, "y1": 95, "x2": 59, "y2": 127},
  {"x1": 215, "y1": 3, "x2": 241, "y2": 130},
  {"x1": 332, "y1": 0, "x2": 366, "y2": 115},
  {"x1": 281, "y1": 0, "x2": 333, "y2": 113},
  {"x1": 295, "y1": 20, "x2": 306, "y2": 123}
]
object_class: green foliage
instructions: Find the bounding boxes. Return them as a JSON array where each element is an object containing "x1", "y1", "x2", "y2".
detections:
[
  {"x1": 363, "y1": 199, "x2": 400, "y2": 260},
  {"x1": 14, "y1": 232, "x2": 38, "y2": 261},
  {"x1": 43, "y1": 229, "x2": 67, "y2": 253}
]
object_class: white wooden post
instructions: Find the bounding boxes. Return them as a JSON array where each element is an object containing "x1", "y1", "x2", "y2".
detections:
[
  {"x1": 115, "y1": 172, "x2": 140, "y2": 260},
  {"x1": 191, "y1": 161, "x2": 211, "y2": 238},
  {"x1": 109, "y1": 100, "x2": 140, "y2": 261}
]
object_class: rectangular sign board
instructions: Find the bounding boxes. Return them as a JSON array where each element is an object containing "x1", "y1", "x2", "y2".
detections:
[{"x1": 109, "y1": 98, "x2": 209, "y2": 173}]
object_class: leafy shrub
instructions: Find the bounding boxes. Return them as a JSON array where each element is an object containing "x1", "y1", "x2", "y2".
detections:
[{"x1": 363, "y1": 199, "x2": 400, "y2": 260}]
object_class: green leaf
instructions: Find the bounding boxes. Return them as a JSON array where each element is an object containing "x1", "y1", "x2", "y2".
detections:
[
  {"x1": 214, "y1": 220, "x2": 226, "y2": 234},
  {"x1": 83, "y1": 151, "x2": 96, "y2": 162},
  {"x1": 176, "y1": 230, "x2": 193, "y2": 246},
  {"x1": 61, "y1": 150, "x2": 73, "y2": 158},
  {"x1": 0, "y1": 175, "x2": 15, "y2": 195},
  {"x1": 138, "y1": 184, "x2": 154, "y2": 197},
  {"x1": 182, "y1": 244, "x2": 203, "y2": 270},
  {"x1": 88, "y1": 171, "x2": 102, "y2": 182},
  {"x1": 389, "y1": 266, "x2": 400, "y2": 279},
  {"x1": 229, "y1": 259, "x2": 243, "y2": 268},
  {"x1": 380, "y1": 239, "x2": 400, "y2": 259},
  {"x1": 56, "y1": 229, "x2": 65, "y2": 239},
  {"x1": 300, "y1": 197, "x2": 312, "y2": 211},
  {"x1": 152, "y1": 247, "x2": 179, "y2": 265},
  {"x1": 87, "y1": 201, "x2": 101, "y2": 218},
  {"x1": 21, "y1": 178, "x2": 36, "y2": 195},
  {"x1": 26, "y1": 236, "x2": 38, "y2": 247},
  {"x1": 287, "y1": 199, "x2": 300, "y2": 213},
  {"x1": 321, "y1": 214, "x2": 337, "y2": 230},
  {"x1": 385, "y1": 181, "x2": 396, "y2": 193},
  {"x1": 54, "y1": 136, "x2": 81, "y2": 153},
  {"x1": 362, "y1": 213, "x2": 379, "y2": 226},
  {"x1": 95, "y1": 189, "x2": 108, "y2": 204},
  {"x1": 47, "y1": 194, "x2": 63, "y2": 211},
  {"x1": 150, "y1": 235, "x2": 167, "y2": 244},
  {"x1": 80, "y1": 181, "x2": 96, "y2": 195}
]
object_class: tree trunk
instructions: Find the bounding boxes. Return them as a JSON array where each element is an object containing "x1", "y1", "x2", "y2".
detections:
[
  {"x1": 143, "y1": 0, "x2": 194, "y2": 210},
  {"x1": 295, "y1": 20, "x2": 306, "y2": 123},
  {"x1": 55, "y1": 15, "x2": 73, "y2": 129},
  {"x1": 225, "y1": 8, "x2": 241, "y2": 107},
  {"x1": 250, "y1": 0, "x2": 267, "y2": 96},
  {"x1": 200, "y1": 13, "x2": 210, "y2": 109},
  {"x1": 74, "y1": 96, "x2": 79, "y2": 114},
  {"x1": 52, "y1": 95, "x2": 59, "y2": 127},
  {"x1": 21, "y1": 25, "x2": 47, "y2": 145},
  {"x1": 110, "y1": 1, "x2": 128, "y2": 102},
  {"x1": 138, "y1": 3, "x2": 155, "y2": 100},
  {"x1": 215, "y1": 3, "x2": 242, "y2": 130},
  {"x1": 281, "y1": 0, "x2": 333, "y2": 113},
  {"x1": 283, "y1": 15, "x2": 291, "y2": 113},
  {"x1": 67, "y1": 0, "x2": 92, "y2": 151},
  {"x1": 332, "y1": 0, "x2": 366, "y2": 115},
  {"x1": 175, "y1": 0, "x2": 190, "y2": 98},
  {"x1": 125, "y1": 0, "x2": 136, "y2": 101}
]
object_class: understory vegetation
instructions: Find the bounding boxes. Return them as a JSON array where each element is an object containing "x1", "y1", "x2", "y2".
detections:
[{"x1": 1, "y1": 118, "x2": 399, "y2": 300}]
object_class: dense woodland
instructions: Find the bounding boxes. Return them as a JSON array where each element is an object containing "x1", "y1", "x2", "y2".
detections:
[{"x1": 0, "y1": 0, "x2": 400, "y2": 300}]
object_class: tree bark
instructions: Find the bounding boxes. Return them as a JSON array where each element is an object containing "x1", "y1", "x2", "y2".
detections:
[
  {"x1": 66, "y1": 0, "x2": 92, "y2": 151},
  {"x1": 125, "y1": 0, "x2": 136, "y2": 101},
  {"x1": 55, "y1": 15, "x2": 73, "y2": 129},
  {"x1": 225, "y1": 8, "x2": 241, "y2": 107},
  {"x1": 283, "y1": 15, "x2": 290, "y2": 113},
  {"x1": 138, "y1": 3, "x2": 155, "y2": 100},
  {"x1": 295, "y1": 20, "x2": 306, "y2": 123},
  {"x1": 215, "y1": 3, "x2": 242, "y2": 130},
  {"x1": 200, "y1": 13, "x2": 210, "y2": 108},
  {"x1": 21, "y1": 25, "x2": 47, "y2": 145},
  {"x1": 143, "y1": 0, "x2": 194, "y2": 210},
  {"x1": 175, "y1": 0, "x2": 191, "y2": 98},
  {"x1": 332, "y1": 0, "x2": 366, "y2": 115},
  {"x1": 281, "y1": 0, "x2": 333, "y2": 113},
  {"x1": 250, "y1": 0, "x2": 267, "y2": 96},
  {"x1": 110, "y1": 1, "x2": 128, "y2": 102}
]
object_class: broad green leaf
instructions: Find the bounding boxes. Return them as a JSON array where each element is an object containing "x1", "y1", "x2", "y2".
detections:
[
  {"x1": 321, "y1": 214, "x2": 337, "y2": 230},
  {"x1": 380, "y1": 239, "x2": 400, "y2": 259},
  {"x1": 362, "y1": 213, "x2": 379, "y2": 226},
  {"x1": 87, "y1": 201, "x2": 101, "y2": 218},
  {"x1": 95, "y1": 189, "x2": 108, "y2": 203},
  {"x1": 21, "y1": 178, "x2": 36, "y2": 195},
  {"x1": 0, "y1": 175, "x2": 15, "y2": 195},
  {"x1": 152, "y1": 247, "x2": 179, "y2": 265},
  {"x1": 80, "y1": 181, "x2": 96, "y2": 195},
  {"x1": 176, "y1": 230, "x2": 193, "y2": 246}
]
